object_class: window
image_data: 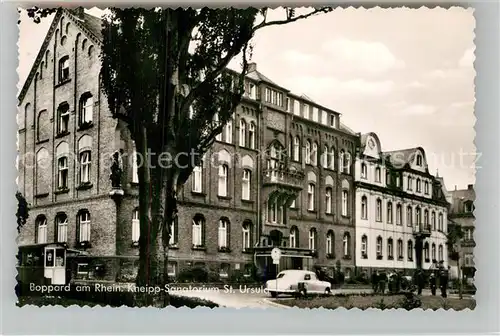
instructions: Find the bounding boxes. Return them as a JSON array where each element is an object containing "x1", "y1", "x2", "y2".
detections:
[
  {"x1": 342, "y1": 190, "x2": 348, "y2": 216},
  {"x1": 289, "y1": 227, "x2": 298, "y2": 248},
  {"x1": 339, "y1": 150, "x2": 345, "y2": 173},
  {"x1": 322, "y1": 145, "x2": 328, "y2": 168},
  {"x1": 242, "y1": 169, "x2": 251, "y2": 200},
  {"x1": 325, "y1": 188, "x2": 332, "y2": 214},
  {"x1": 58, "y1": 56, "x2": 70, "y2": 82},
  {"x1": 438, "y1": 244, "x2": 444, "y2": 262},
  {"x1": 407, "y1": 240, "x2": 414, "y2": 261},
  {"x1": 424, "y1": 181, "x2": 429, "y2": 194},
  {"x1": 218, "y1": 164, "x2": 228, "y2": 197},
  {"x1": 344, "y1": 153, "x2": 351, "y2": 174},
  {"x1": 305, "y1": 141, "x2": 311, "y2": 164},
  {"x1": 343, "y1": 232, "x2": 350, "y2": 257},
  {"x1": 57, "y1": 156, "x2": 68, "y2": 189},
  {"x1": 242, "y1": 222, "x2": 251, "y2": 249},
  {"x1": 361, "y1": 163, "x2": 367, "y2": 179},
  {"x1": 387, "y1": 238, "x2": 394, "y2": 259},
  {"x1": 431, "y1": 243, "x2": 436, "y2": 261},
  {"x1": 239, "y1": 119, "x2": 246, "y2": 147},
  {"x1": 396, "y1": 204, "x2": 402, "y2": 225},
  {"x1": 431, "y1": 211, "x2": 436, "y2": 230},
  {"x1": 224, "y1": 118, "x2": 232, "y2": 143},
  {"x1": 78, "y1": 210, "x2": 91, "y2": 242},
  {"x1": 406, "y1": 206, "x2": 413, "y2": 227},
  {"x1": 438, "y1": 213, "x2": 444, "y2": 231},
  {"x1": 79, "y1": 93, "x2": 93, "y2": 125},
  {"x1": 131, "y1": 144, "x2": 139, "y2": 183},
  {"x1": 293, "y1": 137, "x2": 300, "y2": 161},
  {"x1": 36, "y1": 216, "x2": 47, "y2": 244},
  {"x1": 407, "y1": 176, "x2": 412, "y2": 190},
  {"x1": 387, "y1": 202, "x2": 393, "y2": 224},
  {"x1": 167, "y1": 261, "x2": 177, "y2": 277},
  {"x1": 465, "y1": 228, "x2": 473, "y2": 240},
  {"x1": 326, "y1": 231, "x2": 334, "y2": 255},
  {"x1": 218, "y1": 218, "x2": 229, "y2": 248},
  {"x1": 56, "y1": 213, "x2": 68, "y2": 243},
  {"x1": 192, "y1": 163, "x2": 203, "y2": 193},
  {"x1": 57, "y1": 103, "x2": 70, "y2": 134},
  {"x1": 361, "y1": 235, "x2": 368, "y2": 258},
  {"x1": 416, "y1": 154, "x2": 423, "y2": 166},
  {"x1": 311, "y1": 142, "x2": 318, "y2": 166},
  {"x1": 424, "y1": 242, "x2": 430, "y2": 260},
  {"x1": 376, "y1": 199, "x2": 382, "y2": 222},
  {"x1": 415, "y1": 207, "x2": 421, "y2": 227},
  {"x1": 192, "y1": 216, "x2": 204, "y2": 247},
  {"x1": 248, "y1": 123, "x2": 256, "y2": 149},
  {"x1": 397, "y1": 239, "x2": 404, "y2": 259},
  {"x1": 308, "y1": 228, "x2": 316, "y2": 250},
  {"x1": 169, "y1": 217, "x2": 178, "y2": 246},
  {"x1": 361, "y1": 196, "x2": 368, "y2": 219},
  {"x1": 132, "y1": 209, "x2": 140, "y2": 243},
  {"x1": 376, "y1": 236, "x2": 383, "y2": 257},
  {"x1": 329, "y1": 147, "x2": 335, "y2": 170},
  {"x1": 416, "y1": 178, "x2": 421, "y2": 192},
  {"x1": 307, "y1": 184, "x2": 315, "y2": 211},
  {"x1": 79, "y1": 151, "x2": 91, "y2": 184},
  {"x1": 303, "y1": 104, "x2": 309, "y2": 119},
  {"x1": 375, "y1": 167, "x2": 381, "y2": 182},
  {"x1": 329, "y1": 114, "x2": 336, "y2": 127},
  {"x1": 268, "y1": 200, "x2": 278, "y2": 223},
  {"x1": 464, "y1": 253, "x2": 474, "y2": 266},
  {"x1": 312, "y1": 107, "x2": 318, "y2": 122},
  {"x1": 214, "y1": 113, "x2": 222, "y2": 141}
]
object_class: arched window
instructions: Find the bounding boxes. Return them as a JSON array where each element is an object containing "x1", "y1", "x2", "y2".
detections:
[
  {"x1": 407, "y1": 240, "x2": 414, "y2": 261},
  {"x1": 79, "y1": 92, "x2": 93, "y2": 125},
  {"x1": 376, "y1": 198, "x2": 382, "y2": 222},
  {"x1": 431, "y1": 211, "x2": 436, "y2": 230},
  {"x1": 424, "y1": 242, "x2": 430, "y2": 261},
  {"x1": 192, "y1": 161, "x2": 203, "y2": 193},
  {"x1": 311, "y1": 142, "x2": 318, "y2": 166},
  {"x1": 56, "y1": 213, "x2": 68, "y2": 243},
  {"x1": 289, "y1": 226, "x2": 298, "y2": 248},
  {"x1": 329, "y1": 147, "x2": 335, "y2": 170},
  {"x1": 438, "y1": 213, "x2": 444, "y2": 231},
  {"x1": 78, "y1": 210, "x2": 91, "y2": 242},
  {"x1": 424, "y1": 181, "x2": 429, "y2": 194},
  {"x1": 132, "y1": 208, "x2": 140, "y2": 243},
  {"x1": 397, "y1": 239, "x2": 404, "y2": 259},
  {"x1": 361, "y1": 163, "x2": 367, "y2": 179},
  {"x1": 438, "y1": 244, "x2": 444, "y2": 262},
  {"x1": 35, "y1": 148, "x2": 50, "y2": 195},
  {"x1": 322, "y1": 145, "x2": 328, "y2": 168},
  {"x1": 218, "y1": 218, "x2": 230, "y2": 249},
  {"x1": 79, "y1": 151, "x2": 91, "y2": 184},
  {"x1": 170, "y1": 216, "x2": 178, "y2": 246},
  {"x1": 37, "y1": 109, "x2": 49, "y2": 141},
  {"x1": 325, "y1": 187, "x2": 333, "y2": 214},
  {"x1": 424, "y1": 209, "x2": 429, "y2": 228},
  {"x1": 361, "y1": 196, "x2": 368, "y2": 219},
  {"x1": 308, "y1": 228, "x2": 317, "y2": 250},
  {"x1": 387, "y1": 202, "x2": 393, "y2": 224},
  {"x1": 58, "y1": 55, "x2": 70, "y2": 82},
  {"x1": 293, "y1": 136, "x2": 300, "y2": 161},
  {"x1": 192, "y1": 215, "x2": 205, "y2": 247},
  {"x1": 218, "y1": 164, "x2": 228, "y2": 197},
  {"x1": 57, "y1": 102, "x2": 70, "y2": 134},
  {"x1": 344, "y1": 153, "x2": 351, "y2": 174},
  {"x1": 416, "y1": 178, "x2": 421, "y2": 192},
  {"x1": 431, "y1": 243, "x2": 436, "y2": 261},
  {"x1": 339, "y1": 150, "x2": 345, "y2": 173},
  {"x1": 307, "y1": 183, "x2": 315, "y2": 211},
  {"x1": 376, "y1": 236, "x2": 383, "y2": 258},
  {"x1": 242, "y1": 221, "x2": 252, "y2": 250},
  {"x1": 415, "y1": 207, "x2": 421, "y2": 227},
  {"x1": 242, "y1": 169, "x2": 251, "y2": 201},
  {"x1": 57, "y1": 155, "x2": 69, "y2": 190},
  {"x1": 387, "y1": 238, "x2": 394, "y2": 259},
  {"x1": 35, "y1": 215, "x2": 47, "y2": 244},
  {"x1": 224, "y1": 116, "x2": 233, "y2": 143},
  {"x1": 342, "y1": 190, "x2": 349, "y2": 216},
  {"x1": 343, "y1": 232, "x2": 351, "y2": 257},
  {"x1": 407, "y1": 176, "x2": 412, "y2": 190},
  {"x1": 248, "y1": 123, "x2": 256, "y2": 149},
  {"x1": 326, "y1": 230, "x2": 334, "y2": 255},
  {"x1": 214, "y1": 113, "x2": 222, "y2": 141},
  {"x1": 396, "y1": 204, "x2": 402, "y2": 225},
  {"x1": 416, "y1": 154, "x2": 423, "y2": 166},
  {"x1": 406, "y1": 206, "x2": 413, "y2": 227},
  {"x1": 305, "y1": 140, "x2": 311, "y2": 164},
  {"x1": 361, "y1": 235, "x2": 368, "y2": 258},
  {"x1": 375, "y1": 167, "x2": 381, "y2": 182},
  {"x1": 239, "y1": 119, "x2": 246, "y2": 147}
]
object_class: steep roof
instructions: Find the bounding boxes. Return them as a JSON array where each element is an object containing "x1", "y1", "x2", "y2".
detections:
[
  {"x1": 382, "y1": 147, "x2": 426, "y2": 168},
  {"x1": 18, "y1": 9, "x2": 102, "y2": 105}
]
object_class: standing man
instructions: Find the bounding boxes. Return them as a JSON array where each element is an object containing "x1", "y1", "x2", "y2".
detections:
[
  {"x1": 439, "y1": 264, "x2": 449, "y2": 298},
  {"x1": 371, "y1": 270, "x2": 379, "y2": 294},
  {"x1": 429, "y1": 272, "x2": 437, "y2": 296}
]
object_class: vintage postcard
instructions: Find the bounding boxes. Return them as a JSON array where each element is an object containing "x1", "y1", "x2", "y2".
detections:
[{"x1": 16, "y1": 6, "x2": 476, "y2": 310}]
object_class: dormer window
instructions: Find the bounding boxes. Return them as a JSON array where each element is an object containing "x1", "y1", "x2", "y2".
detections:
[
  {"x1": 329, "y1": 114, "x2": 336, "y2": 128},
  {"x1": 464, "y1": 201, "x2": 474, "y2": 213},
  {"x1": 58, "y1": 56, "x2": 70, "y2": 82},
  {"x1": 416, "y1": 154, "x2": 423, "y2": 166}
]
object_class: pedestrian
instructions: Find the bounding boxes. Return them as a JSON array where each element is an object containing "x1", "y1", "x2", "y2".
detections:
[
  {"x1": 439, "y1": 267, "x2": 449, "y2": 298},
  {"x1": 371, "y1": 270, "x2": 379, "y2": 294},
  {"x1": 429, "y1": 272, "x2": 437, "y2": 296},
  {"x1": 379, "y1": 271, "x2": 387, "y2": 295},
  {"x1": 415, "y1": 269, "x2": 424, "y2": 295}
]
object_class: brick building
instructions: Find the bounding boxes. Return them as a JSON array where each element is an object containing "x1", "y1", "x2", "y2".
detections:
[
  {"x1": 353, "y1": 133, "x2": 449, "y2": 276},
  {"x1": 17, "y1": 9, "x2": 358, "y2": 283},
  {"x1": 448, "y1": 185, "x2": 476, "y2": 283}
]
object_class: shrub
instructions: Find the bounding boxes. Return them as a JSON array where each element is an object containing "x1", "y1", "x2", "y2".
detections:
[
  {"x1": 399, "y1": 292, "x2": 422, "y2": 310},
  {"x1": 177, "y1": 267, "x2": 208, "y2": 283}
]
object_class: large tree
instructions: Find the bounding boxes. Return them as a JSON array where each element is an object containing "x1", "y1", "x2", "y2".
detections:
[{"x1": 23, "y1": 6, "x2": 332, "y2": 306}]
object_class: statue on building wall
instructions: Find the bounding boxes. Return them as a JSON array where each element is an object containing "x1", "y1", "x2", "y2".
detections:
[{"x1": 110, "y1": 150, "x2": 124, "y2": 188}]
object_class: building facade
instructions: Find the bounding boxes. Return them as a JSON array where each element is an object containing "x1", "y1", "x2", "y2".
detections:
[
  {"x1": 17, "y1": 9, "x2": 358, "y2": 283},
  {"x1": 353, "y1": 133, "x2": 449, "y2": 275},
  {"x1": 448, "y1": 185, "x2": 476, "y2": 283}
]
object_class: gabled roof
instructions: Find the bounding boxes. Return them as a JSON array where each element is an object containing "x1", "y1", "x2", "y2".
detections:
[
  {"x1": 382, "y1": 147, "x2": 426, "y2": 169},
  {"x1": 246, "y1": 68, "x2": 284, "y2": 90},
  {"x1": 340, "y1": 122, "x2": 357, "y2": 136},
  {"x1": 17, "y1": 9, "x2": 102, "y2": 105}
]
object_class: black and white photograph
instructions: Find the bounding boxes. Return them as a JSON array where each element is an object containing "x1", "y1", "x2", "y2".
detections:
[{"x1": 15, "y1": 5, "x2": 476, "y2": 310}]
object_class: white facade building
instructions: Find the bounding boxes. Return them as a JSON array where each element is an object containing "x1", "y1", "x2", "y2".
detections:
[{"x1": 354, "y1": 133, "x2": 449, "y2": 274}]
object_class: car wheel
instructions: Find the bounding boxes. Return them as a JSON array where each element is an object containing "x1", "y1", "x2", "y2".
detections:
[
  {"x1": 324, "y1": 288, "x2": 331, "y2": 296},
  {"x1": 300, "y1": 288, "x2": 307, "y2": 298},
  {"x1": 270, "y1": 292, "x2": 277, "y2": 298}
]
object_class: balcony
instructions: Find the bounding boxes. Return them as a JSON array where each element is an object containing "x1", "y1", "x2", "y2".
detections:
[
  {"x1": 413, "y1": 224, "x2": 431, "y2": 239},
  {"x1": 262, "y1": 168, "x2": 305, "y2": 190}
]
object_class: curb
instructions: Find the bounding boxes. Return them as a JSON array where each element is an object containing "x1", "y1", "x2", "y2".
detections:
[{"x1": 261, "y1": 298, "x2": 291, "y2": 309}]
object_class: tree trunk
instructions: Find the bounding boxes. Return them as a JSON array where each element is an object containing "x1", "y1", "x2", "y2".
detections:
[
  {"x1": 458, "y1": 255, "x2": 463, "y2": 299},
  {"x1": 161, "y1": 172, "x2": 178, "y2": 307}
]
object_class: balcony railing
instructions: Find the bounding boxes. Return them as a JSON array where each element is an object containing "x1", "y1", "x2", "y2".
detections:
[
  {"x1": 413, "y1": 224, "x2": 432, "y2": 238},
  {"x1": 262, "y1": 168, "x2": 305, "y2": 189}
]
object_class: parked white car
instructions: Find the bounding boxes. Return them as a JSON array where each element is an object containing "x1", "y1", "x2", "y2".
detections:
[{"x1": 265, "y1": 270, "x2": 332, "y2": 298}]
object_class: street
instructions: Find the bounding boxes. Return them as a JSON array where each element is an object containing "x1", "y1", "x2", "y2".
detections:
[{"x1": 170, "y1": 286, "x2": 471, "y2": 309}]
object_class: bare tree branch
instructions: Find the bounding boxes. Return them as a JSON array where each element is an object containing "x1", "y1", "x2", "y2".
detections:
[{"x1": 253, "y1": 7, "x2": 333, "y2": 31}]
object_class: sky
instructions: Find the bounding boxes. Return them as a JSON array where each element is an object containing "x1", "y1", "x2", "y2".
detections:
[{"x1": 17, "y1": 7, "x2": 476, "y2": 191}]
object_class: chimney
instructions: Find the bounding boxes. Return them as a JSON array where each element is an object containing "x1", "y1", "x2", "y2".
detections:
[
  {"x1": 247, "y1": 62, "x2": 257, "y2": 73},
  {"x1": 455, "y1": 185, "x2": 457, "y2": 191},
  {"x1": 468, "y1": 184, "x2": 473, "y2": 190}
]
